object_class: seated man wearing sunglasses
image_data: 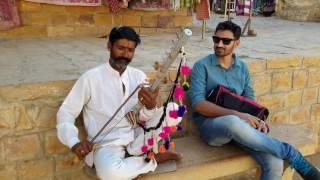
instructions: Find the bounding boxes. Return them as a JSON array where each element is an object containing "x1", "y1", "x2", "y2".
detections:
[{"x1": 188, "y1": 21, "x2": 320, "y2": 180}]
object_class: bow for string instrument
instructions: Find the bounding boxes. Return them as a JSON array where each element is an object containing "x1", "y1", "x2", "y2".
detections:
[{"x1": 73, "y1": 28, "x2": 192, "y2": 163}]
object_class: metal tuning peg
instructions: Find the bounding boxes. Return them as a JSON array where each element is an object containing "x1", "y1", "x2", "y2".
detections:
[
  {"x1": 180, "y1": 46, "x2": 185, "y2": 54},
  {"x1": 165, "y1": 49, "x2": 171, "y2": 56},
  {"x1": 183, "y1": 28, "x2": 193, "y2": 37},
  {"x1": 176, "y1": 32, "x2": 181, "y2": 39}
]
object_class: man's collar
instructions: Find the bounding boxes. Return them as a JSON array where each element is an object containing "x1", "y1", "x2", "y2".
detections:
[
  {"x1": 211, "y1": 54, "x2": 220, "y2": 66},
  {"x1": 211, "y1": 54, "x2": 241, "y2": 68}
]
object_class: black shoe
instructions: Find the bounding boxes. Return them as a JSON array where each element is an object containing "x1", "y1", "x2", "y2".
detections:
[
  {"x1": 303, "y1": 167, "x2": 320, "y2": 180},
  {"x1": 290, "y1": 153, "x2": 320, "y2": 180}
]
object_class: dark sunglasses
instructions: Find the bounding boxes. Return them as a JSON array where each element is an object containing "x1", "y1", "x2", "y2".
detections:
[{"x1": 212, "y1": 36, "x2": 235, "y2": 45}]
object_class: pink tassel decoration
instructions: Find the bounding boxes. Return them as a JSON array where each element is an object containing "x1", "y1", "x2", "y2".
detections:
[
  {"x1": 180, "y1": 65, "x2": 191, "y2": 75},
  {"x1": 147, "y1": 138, "x2": 154, "y2": 146},
  {"x1": 163, "y1": 126, "x2": 172, "y2": 134},
  {"x1": 139, "y1": 50, "x2": 191, "y2": 158},
  {"x1": 171, "y1": 126, "x2": 177, "y2": 132},
  {"x1": 174, "y1": 85, "x2": 184, "y2": 100},
  {"x1": 169, "y1": 110, "x2": 178, "y2": 119},
  {"x1": 141, "y1": 145, "x2": 148, "y2": 153},
  {"x1": 159, "y1": 132, "x2": 169, "y2": 139},
  {"x1": 138, "y1": 120, "x2": 146, "y2": 126}
]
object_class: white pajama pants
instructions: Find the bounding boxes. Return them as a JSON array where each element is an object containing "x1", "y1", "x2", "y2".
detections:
[
  {"x1": 93, "y1": 103, "x2": 181, "y2": 180},
  {"x1": 94, "y1": 146, "x2": 157, "y2": 180},
  {"x1": 93, "y1": 110, "x2": 162, "y2": 180}
]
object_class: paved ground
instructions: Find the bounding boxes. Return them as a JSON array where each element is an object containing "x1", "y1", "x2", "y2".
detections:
[{"x1": 0, "y1": 16, "x2": 319, "y2": 85}]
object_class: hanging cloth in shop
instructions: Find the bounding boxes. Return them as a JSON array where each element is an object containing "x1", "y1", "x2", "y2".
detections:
[
  {"x1": 236, "y1": 0, "x2": 252, "y2": 16},
  {"x1": 0, "y1": 0, "x2": 20, "y2": 30},
  {"x1": 180, "y1": 0, "x2": 193, "y2": 8},
  {"x1": 105, "y1": 0, "x2": 129, "y2": 13},
  {"x1": 108, "y1": 0, "x2": 121, "y2": 13},
  {"x1": 130, "y1": 0, "x2": 172, "y2": 10},
  {"x1": 172, "y1": 0, "x2": 180, "y2": 10},
  {"x1": 196, "y1": 0, "x2": 210, "y2": 20},
  {"x1": 24, "y1": 0, "x2": 102, "y2": 6}
]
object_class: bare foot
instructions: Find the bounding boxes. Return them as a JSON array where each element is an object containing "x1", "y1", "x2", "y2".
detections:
[{"x1": 154, "y1": 151, "x2": 182, "y2": 164}]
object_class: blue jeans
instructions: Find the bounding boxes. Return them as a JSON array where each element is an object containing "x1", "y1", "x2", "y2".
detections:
[{"x1": 198, "y1": 115, "x2": 300, "y2": 180}]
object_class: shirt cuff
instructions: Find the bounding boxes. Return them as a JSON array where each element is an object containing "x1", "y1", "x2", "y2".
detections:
[
  {"x1": 191, "y1": 96, "x2": 205, "y2": 108},
  {"x1": 143, "y1": 106, "x2": 157, "y2": 115},
  {"x1": 67, "y1": 137, "x2": 80, "y2": 149}
]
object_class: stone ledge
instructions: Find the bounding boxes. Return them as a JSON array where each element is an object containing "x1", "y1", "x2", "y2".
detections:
[{"x1": 141, "y1": 124, "x2": 318, "y2": 180}]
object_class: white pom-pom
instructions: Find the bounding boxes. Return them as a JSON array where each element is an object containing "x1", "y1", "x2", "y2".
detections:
[{"x1": 165, "y1": 102, "x2": 182, "y2": 126}]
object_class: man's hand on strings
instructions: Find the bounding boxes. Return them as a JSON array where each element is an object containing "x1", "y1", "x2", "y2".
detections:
[
  {"x1": 138, "y1": 85, "x2": 159, "y2": 110},
  {"x1": 71, "y1": 140, "x2": 93, "y2": 159}
]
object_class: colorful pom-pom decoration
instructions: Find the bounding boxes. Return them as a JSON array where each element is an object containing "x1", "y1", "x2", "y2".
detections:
[
  {"x1": 138, "y1": 120, "x2": 146, "y2": 126},
  {"x1": 163, "y1": 126, "x2": 172, "y2": 134},
  {"x1": 178, "y1": 105, "x2": 186, "y2": 117},
  {"x1": 147, "y1": 138, "x2": 154, "y2": 146},
  {"x1": 139, "y1": 48, "x2": 191, "y2": 159},
  {"x1": 148, "y1": 151, "x2": 155, "y2": 159},
  {"x1": 165, "y1": 102, "x2": 182, "y2": 126},
  {"x1": 182, "y1": 81, "x2": 190, "y2": 91},
  {"x1": 141, "y1": 145, "x2": 148, "y2": 153},
  {"x1": 159, "y1": 132, "x2": 168, "y2": 139},
  {"x1": 180, "y1": 65, "x2": 191, "y2": 75},
  {"x1": 174, "y1": 85, "x2": 184, "y2": 100},
  {"x1": 169, "y1": 142, "x2": 175, "y2": 150},
  {"x1": 171, "y1": 126, "x2": 177, "y2": 132},
  {"x1": 164, "y1": 140, "x2": 170, "y2": 150},
  {"x1": 169, "y1": 110, "x2": 178, "y2": 119},
  {"x1": 159, "y1": 145, "x2": 166, "y2": 153}
]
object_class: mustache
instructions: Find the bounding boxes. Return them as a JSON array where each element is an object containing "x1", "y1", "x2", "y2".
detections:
[
  {"x1": 215, "y1": 47, "x2": 224, "y2": 50},
  {"x1": 114, "y1": 57, "x2": 131, "y2": 63}
]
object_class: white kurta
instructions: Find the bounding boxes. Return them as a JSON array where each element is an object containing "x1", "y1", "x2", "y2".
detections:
[{"x1": 57, "y1": 62, "x2": 157, "y2": 180}]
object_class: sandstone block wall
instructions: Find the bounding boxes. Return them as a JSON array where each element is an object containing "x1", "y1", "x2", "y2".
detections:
[
  {"x1": 0, "y1": 56, "x2": 319, "y2": 179},
  {"x1": 276, "y1": 0, "x2": 320, "y2": 21},
  {"x1": 249, "y1": 56, "x2": 320, "y2": 131},
  {"x1": 0, "y1": 1, "x2": 192, "y2": 37}
]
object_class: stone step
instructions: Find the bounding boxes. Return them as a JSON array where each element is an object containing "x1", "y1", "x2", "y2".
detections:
[{"x1": 141, "y1": 124, "x2": 317, "y2": 180}]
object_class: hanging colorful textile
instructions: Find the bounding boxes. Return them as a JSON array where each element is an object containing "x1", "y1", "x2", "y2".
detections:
[
  {"x1": 24, "y1": 0, "x2": 102, "y2": 6},
  {"x1": 172, "y1": 0, "x2": 180, "y2": 10},
  {"x1": 180, "y1": 0, "x2": 193, "y2": 8},
  {"x1": 196, "y1": 0, "x2": 210, "y2": 20},
  {"x1": 107, "y1": 0, "x2": 130, "y2": 13},
  {"x1": 236, "y1": 0, "x2": 253, "y2": 16},
  {"x1": 130, "y1": 0, "x2": 172, "y2": 11},
  {"x1": 0, "y1": 0, "x2": 20, "y2": 30}
]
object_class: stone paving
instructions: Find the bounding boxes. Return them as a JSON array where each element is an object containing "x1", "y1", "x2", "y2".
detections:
[{"x1": 0, "y1": 16, "x2": 319, "y2": 85}]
